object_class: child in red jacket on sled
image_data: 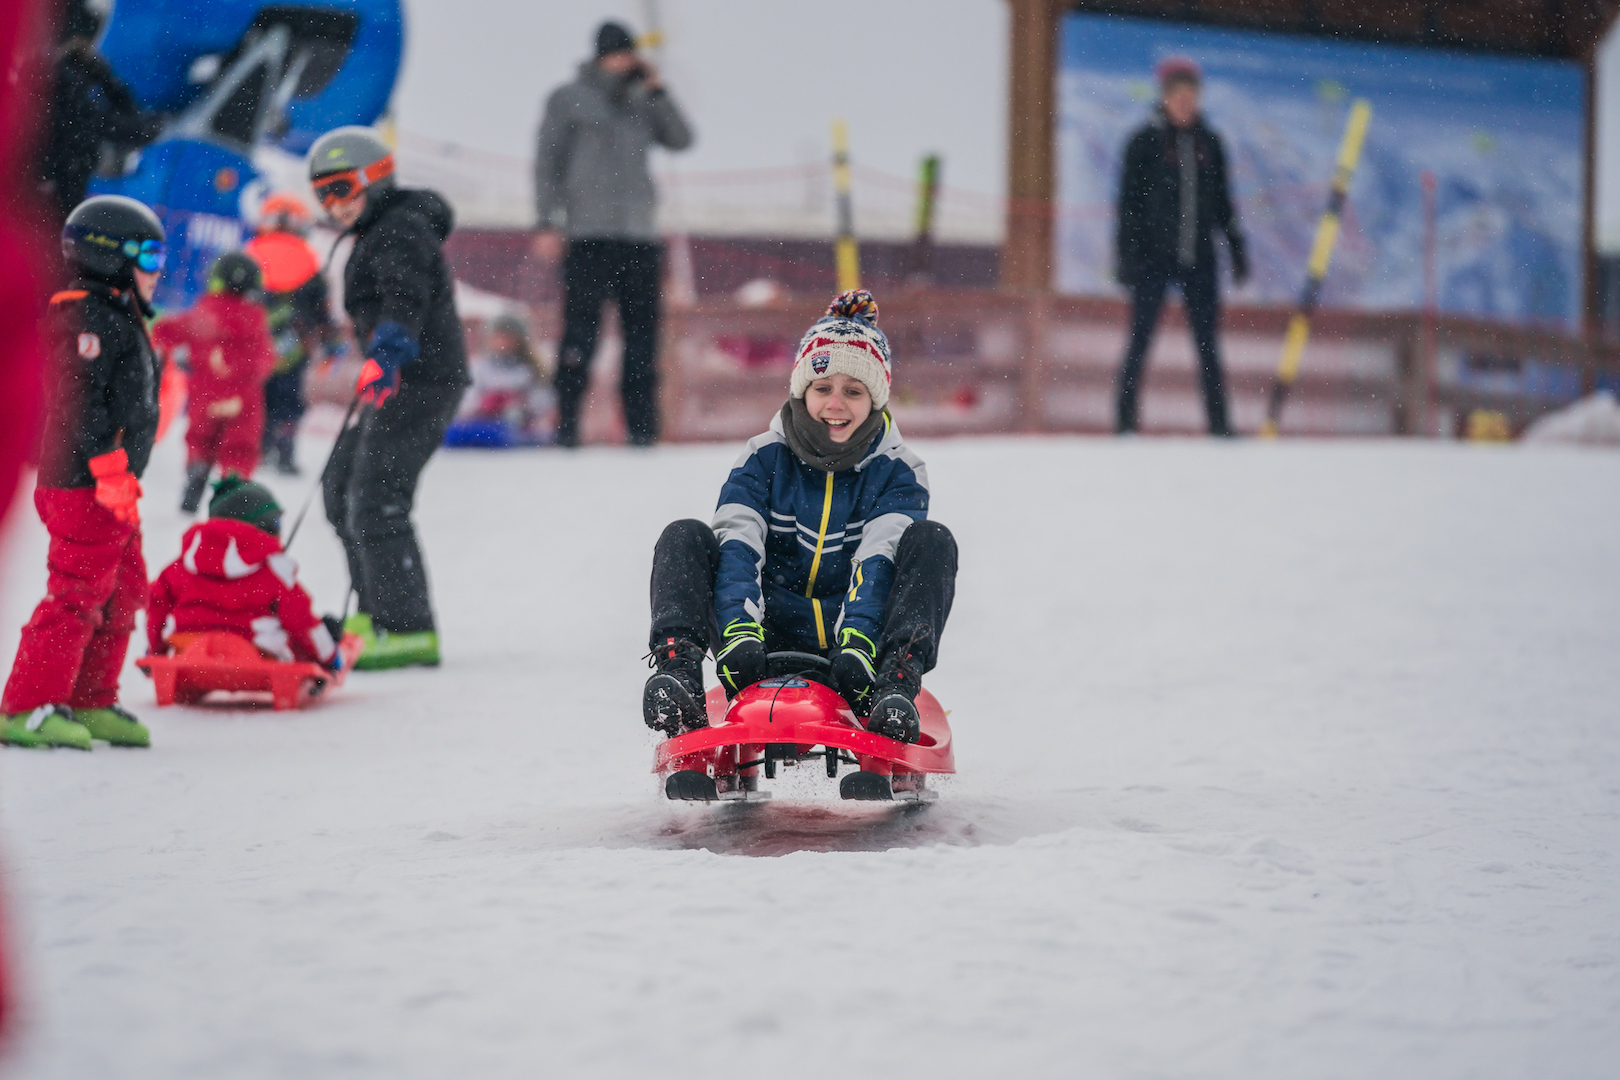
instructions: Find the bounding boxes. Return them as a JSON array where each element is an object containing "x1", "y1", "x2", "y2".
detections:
[
  {"x1": 147, "y1": 478, "x2": 341, "y2": 669},
  {"x1": 152, "y1": 252, "x2": 276, "y2": 513}
]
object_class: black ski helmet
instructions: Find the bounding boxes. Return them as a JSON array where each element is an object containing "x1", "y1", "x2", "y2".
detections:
[
  {"x1": 307, "y1": 126, "x2": 396, "y2": 206},
  {"x1": 61, "y1": 195, "x2": 166, "y2": 282},
  {"x1": 208, "y1": 251, "x2": 262, "y2": 296}
]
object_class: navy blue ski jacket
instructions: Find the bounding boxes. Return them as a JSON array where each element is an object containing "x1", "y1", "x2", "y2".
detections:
[{"x1": 712, "y1": 411, "x2": 929, "y2": 654}]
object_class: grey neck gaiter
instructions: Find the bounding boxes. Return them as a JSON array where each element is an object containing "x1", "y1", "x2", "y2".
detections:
[{"x1": 779, "y1": 398, "x2": 887, "y2": 474}]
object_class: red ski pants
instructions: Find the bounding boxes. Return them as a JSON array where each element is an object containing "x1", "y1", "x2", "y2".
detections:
[
  {"x1": 185, "y1": 402, "x2": 263, "y2": 477},
  {"x1": 2, "y1": 486, "x2": 147, "y2": 713}
]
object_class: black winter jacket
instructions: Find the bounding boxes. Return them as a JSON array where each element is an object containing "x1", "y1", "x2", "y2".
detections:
[
  {"x1": 1115, "y1": 109, "x2": 1245, "y2": 286},
  {"x1": 37, "y1": 281, "x2": 161, "y2": 489},
  {"x1": 343, "y1": 187, "x2": 469, "y2": 388}
]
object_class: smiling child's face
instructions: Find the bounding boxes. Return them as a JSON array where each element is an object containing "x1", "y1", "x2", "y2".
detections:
[{"x1": 805, "y1": 373, "x2": 873, "y2": 443}]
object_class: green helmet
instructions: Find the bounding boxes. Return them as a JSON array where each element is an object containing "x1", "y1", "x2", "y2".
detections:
[
  {"x1": 208, "y1": 251, "x2": 262, "y2": 296},
  {"x1": 307, "y1": 126, "x2": 396, "y2": 202},
  {"x1": 208, "y1": 477, "x2": 283, "y2": 535}
]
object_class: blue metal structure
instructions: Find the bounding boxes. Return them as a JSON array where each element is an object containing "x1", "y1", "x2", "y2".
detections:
[{"x1": 90, "y1": 0, "x2": 404, "y2": 308}]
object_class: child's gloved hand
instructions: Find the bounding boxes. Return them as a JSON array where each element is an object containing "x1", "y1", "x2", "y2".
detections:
[
  {"x1": 830, "y1": 627, "x2": 878, "y2": 717},
  {"x1": 357, "y1": 322, "x2": 419, "y2": 408},
  {"x1": 320, "y1": 615, "x2": 346, "y2": 671},
  {"x1": 88, "y1": 448, "x2": 141, "y2": 525},
  {"x1": 715, "y1": 619, "x2": 768, "y2": 698}
]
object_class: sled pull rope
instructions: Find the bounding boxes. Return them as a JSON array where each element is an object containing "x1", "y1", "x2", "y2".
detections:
[{"x1": 284, "y1": 392, "x2": 363, "y2": 550}]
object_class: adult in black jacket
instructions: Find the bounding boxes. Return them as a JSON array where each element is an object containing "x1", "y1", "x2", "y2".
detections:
[
  {"x1": 309, "y1": 127, "x2": 468, "y2": 670},
  {"x1": 36, "y1": 6, "x2": 162, "y2": 230},
  {"x1": 1114, "y1": 58, "x2": 1247, "y2": 436}
]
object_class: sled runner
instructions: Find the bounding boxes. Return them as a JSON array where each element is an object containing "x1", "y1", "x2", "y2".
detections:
[
  {"x1": 654, "y1": 652, "x2": 954, "y2": 803},
  {"x1": 137, "y1": 632, "x2": 365, "y2": 711}
]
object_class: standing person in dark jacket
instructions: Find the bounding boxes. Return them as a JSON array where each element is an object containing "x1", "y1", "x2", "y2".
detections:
[
  {"x1": 533, "y1": 20, "x2": 694, "y2": 447},
  {"x1": 2, "y1": 195, "x2": 165, "y2": 750},
  {"x1": 35, "y1": 2, "x2": 161, "y2": 231},
  {"x1": 1114, "y1": 58, "x2": 1248, "y2": 436},
  {"x1": 309, "y1": 126, "x2": 467, "y2": 671}
]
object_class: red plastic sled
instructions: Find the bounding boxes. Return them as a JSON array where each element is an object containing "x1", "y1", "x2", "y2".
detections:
[
  {"x1": 653, "y1": 652, "x2": 954, "y2": 802},
  {"x1": 136, "y1": 631, "x2": 365, "y2": 710}
]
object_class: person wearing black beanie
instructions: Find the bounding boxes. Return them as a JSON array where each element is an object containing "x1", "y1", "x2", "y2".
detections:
[
  {"x1": 533, "y1": 20, "x2": 694, "y2": 446},
  {"x1": 595, "y1": 21, "x2": 635, "y2": 58}
]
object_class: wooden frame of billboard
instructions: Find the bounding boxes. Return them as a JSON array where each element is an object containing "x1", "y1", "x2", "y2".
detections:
[{"x1": 1005, "y1": 0, "x2": 1620, "y2": 330}]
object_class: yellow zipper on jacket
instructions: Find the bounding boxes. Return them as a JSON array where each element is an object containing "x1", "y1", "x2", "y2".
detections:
[{"x1": 804, "y1": 471, "x2": 835, "y2": 598}]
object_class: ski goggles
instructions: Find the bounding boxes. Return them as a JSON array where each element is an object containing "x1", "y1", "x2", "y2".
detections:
[
  {"x1": 311, "y1": 156, "x2": 395, "y2": 209},
  {"x1": 122, "y1": 238, "x2": 166, "y2": 273}
]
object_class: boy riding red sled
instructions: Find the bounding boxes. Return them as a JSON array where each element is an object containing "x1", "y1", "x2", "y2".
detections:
[{"x1": 643, "y1": 289, "x2": 957, "y2": 746}]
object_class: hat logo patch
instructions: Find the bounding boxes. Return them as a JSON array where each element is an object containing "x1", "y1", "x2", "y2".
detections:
[
  {"x1": 810, "y1": 352, "x2": 831, "y2": 374},
  {"x1": 77, "y1": 333, "x2": 100, "y2": 359}
]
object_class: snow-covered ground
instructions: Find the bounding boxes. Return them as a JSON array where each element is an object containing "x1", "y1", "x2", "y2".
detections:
[{"x1": 2, "y1": 417, "x2": 1617, "y2": 1078}]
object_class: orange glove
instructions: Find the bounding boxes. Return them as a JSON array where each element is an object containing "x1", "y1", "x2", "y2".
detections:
[
  {"x1": 356, "y1": 356, "x2": 398, "y2": 408},
  {"x1": 88, "y1": 448, "x2": 141, "y2": 525}
]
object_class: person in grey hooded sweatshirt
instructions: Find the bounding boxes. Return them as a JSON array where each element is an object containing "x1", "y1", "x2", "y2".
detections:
[{"x1": 533, "y1": 21, "x2": 694, "y2": 447}]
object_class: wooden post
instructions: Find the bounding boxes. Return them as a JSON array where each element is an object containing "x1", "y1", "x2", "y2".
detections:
[
  {"x1": 1018, "y1": 293, "x2": 1051, "y2": 432},
  {"x1": 1002, "y1": 0, "x2": 1060, "y2": 292}
]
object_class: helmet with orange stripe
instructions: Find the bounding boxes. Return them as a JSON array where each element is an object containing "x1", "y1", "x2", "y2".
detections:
[{"x1": 307, "y1": 127, "x2": 396, "y2": 213}]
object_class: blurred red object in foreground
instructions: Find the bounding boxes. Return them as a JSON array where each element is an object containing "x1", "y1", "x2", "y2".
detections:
[{"x1": 0, "y1": 0, "x2": 53, "y2": 1046}]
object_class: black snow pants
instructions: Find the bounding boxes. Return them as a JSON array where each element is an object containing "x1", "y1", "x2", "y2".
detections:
[
  {"x1": 648, "y1": 518, "x2": 958, "y2": 673},
  {"x1": 323, "y1": 381, "x2": 459, "y2": 634},
  {"x1": 555, "y1": 239, "x2": 662, "y2": 447},
  {"x1": 1115, "y1": 262, "x2": 1231, "y2": 435}
]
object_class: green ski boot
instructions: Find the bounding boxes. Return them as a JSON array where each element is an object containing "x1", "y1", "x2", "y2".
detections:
[
  {"x1": 1, "y1": 705, "x2": 93, "y2": 750},
  {"x1": 354, "y1": 629, "x2": 440, "y2": 670},
  {"x1": 75, "y1": 705, "x2": 151, "y2": 747},
  {"x1": 343, "y1": 612, "x2": 377, "y2": 650}
]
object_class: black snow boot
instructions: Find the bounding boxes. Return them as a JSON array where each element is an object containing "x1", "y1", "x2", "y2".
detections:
[
  {"x1": 867, "y1": 629, "x2": 928, "y2": 744},
  {"x1": 643, "y1": 636, "x2": 708, "y2": 735},
  {"x1": 180, "y1": 462, "x2": 211, "y2": 514},
  {"x1": 272, "y1": 426, "x2": 300, "y2": 475}
]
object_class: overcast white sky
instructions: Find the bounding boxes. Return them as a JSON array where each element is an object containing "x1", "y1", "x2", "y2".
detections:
[
  {"x1": 392, "y1": 0, "x2": 1008, "y2": 194},
  {"x1": 393, "y1": 0, "x2": 1620, "y2": 248}
]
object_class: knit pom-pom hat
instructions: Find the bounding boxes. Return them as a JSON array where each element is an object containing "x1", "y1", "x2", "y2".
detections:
[{"x1": 790, "y1": 289, "x2": 892, "y2": 410}]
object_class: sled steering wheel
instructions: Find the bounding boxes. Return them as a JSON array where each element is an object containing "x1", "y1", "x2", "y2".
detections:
[{"x1": 765, "y1": 650, "x2": 834, "y2": 687}]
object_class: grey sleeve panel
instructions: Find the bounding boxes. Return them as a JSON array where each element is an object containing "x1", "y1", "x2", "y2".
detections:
[
  {"x1": 729, "y1": 428, "x2": 784, "y2": 470},
  {"x1": 713, "y1": 502, "x2": 767, "y2": 560},
  {"x1": 646, "y1": 91, "x2": 694, "y2": 151},
  {"x1": 851, "y1": 511, "x2": 913, "y2": 565},
  {"x1": 533, "y1": 89, "x2": 574, "y2": 229}
]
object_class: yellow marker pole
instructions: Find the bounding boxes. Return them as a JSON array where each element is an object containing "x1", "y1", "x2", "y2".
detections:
[
  {"x1": 831, "y1": 119, "x2": 860, "y2": 292},
  {"x1": 1260, "y1": 99, "x2": 1372, "y2": 438}
]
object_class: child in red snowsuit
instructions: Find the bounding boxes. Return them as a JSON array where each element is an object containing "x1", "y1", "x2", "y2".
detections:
[
  {"x1": 152, "y1": 251, "x2": 276, "y2": 513},
  {"x1": 147, "y1": 478, "x2": 340, "y2": 668},
  {"x1": 2, "y1": 194, "x2": 167, "y2": 750}
]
